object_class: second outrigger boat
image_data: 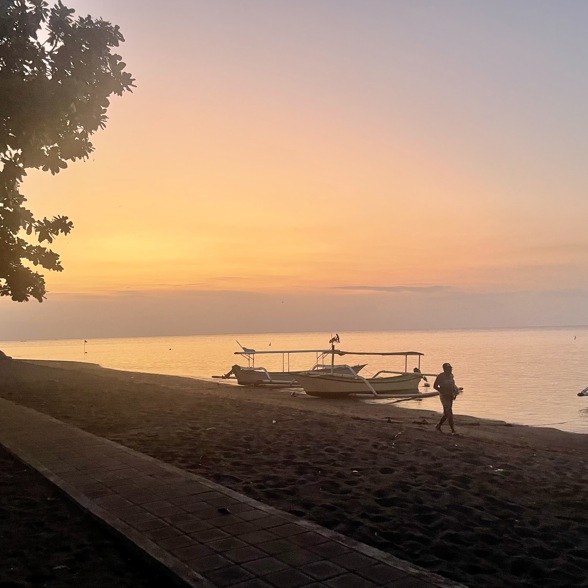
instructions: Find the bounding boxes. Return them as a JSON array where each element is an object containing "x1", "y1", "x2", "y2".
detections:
[{"x1": 294, "y1": 350, "x2": 439, "y2": 398}]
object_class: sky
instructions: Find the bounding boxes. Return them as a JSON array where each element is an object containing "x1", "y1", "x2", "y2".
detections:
[{"x1": 3, "y1": 0, "x2": 588, "y2": 340}]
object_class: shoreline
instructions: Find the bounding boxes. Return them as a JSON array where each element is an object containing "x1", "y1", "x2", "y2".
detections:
[
  {"x1": 23, "y1": 358, "x2": 588, "y2": 440},
  {"x1": 1, "y1": 359, "x2": 587, "y2": 587},
  {"x1": 3, "y1": 337, "x2": 586, "y2": 435}
]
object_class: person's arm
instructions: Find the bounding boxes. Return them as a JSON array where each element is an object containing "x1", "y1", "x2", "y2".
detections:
[{"x1": 433, "y1": 375, "x2": 442, "y2": 392}]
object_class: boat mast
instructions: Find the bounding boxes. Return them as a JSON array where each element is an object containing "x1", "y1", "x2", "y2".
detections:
[{"x1": 329, "y1": 333, "x2": 340, "y2": 373}]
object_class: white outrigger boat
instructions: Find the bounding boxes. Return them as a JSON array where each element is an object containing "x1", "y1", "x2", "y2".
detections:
[
  {"x1": 219, "y1": 342, "x2": 366, "y2": 387},
  {"x1": 294, "y1": 350, "x2": 440, "y2": 398}
]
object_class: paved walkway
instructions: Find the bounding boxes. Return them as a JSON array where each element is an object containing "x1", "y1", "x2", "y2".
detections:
[{"x1": 0, "y1": 398, "x2": 465, "y2": 588}]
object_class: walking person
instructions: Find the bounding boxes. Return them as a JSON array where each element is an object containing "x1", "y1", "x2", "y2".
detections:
[{"x1": 434, "y1": 363, "x2": 459, "y2": 435}]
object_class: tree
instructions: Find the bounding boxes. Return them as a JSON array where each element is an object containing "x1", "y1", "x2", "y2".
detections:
[{"x1": 0, "y1": 0, "x2": 134, "y2": 302}]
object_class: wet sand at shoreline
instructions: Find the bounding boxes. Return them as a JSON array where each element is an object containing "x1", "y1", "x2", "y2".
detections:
[{"x1": 1, "y1": 359, "x2": 587, "y2": 587}]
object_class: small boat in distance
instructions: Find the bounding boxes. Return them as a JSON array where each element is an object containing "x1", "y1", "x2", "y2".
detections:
[
  {"x1": 217, "y1": 340, "x2": 366, "y2": 387},
  {"x1": 293, "y1": 350, "x2": 438, "y2": 398}
]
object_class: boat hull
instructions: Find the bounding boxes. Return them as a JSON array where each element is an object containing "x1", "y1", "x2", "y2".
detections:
[
  {"x1": 294, "y1": 372, "x2": 422, "y2": 397},
  {"x1": 232, "y1": 364, "x2": 367, "y2": 386},
  {"x1": 233, "y1": 368, "x2": 294, "y2": 386}
]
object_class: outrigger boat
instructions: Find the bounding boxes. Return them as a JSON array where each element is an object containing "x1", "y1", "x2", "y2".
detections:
[
  {"x1": 294, "y1": 350, "x2": 440, "y2": 398},
  {"x1": 219, "y1": 341, "x2": 366, "y2": 387}
]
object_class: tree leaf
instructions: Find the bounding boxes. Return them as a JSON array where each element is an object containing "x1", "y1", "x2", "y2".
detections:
[{"x1": 0, "y1": 0, "x2": 134, "y2": 302}]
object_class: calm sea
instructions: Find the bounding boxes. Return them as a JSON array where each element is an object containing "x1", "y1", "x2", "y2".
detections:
[{"x1": 2, "y1": 328, "x2": 588, "y2": 434}]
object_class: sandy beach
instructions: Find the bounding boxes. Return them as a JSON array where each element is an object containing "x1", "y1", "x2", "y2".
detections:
[{"x1": 1, "y1": 359, "x2": 587, "y2": 587}]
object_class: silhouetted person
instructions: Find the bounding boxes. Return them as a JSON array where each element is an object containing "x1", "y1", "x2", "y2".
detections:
[
  {"x1": 222, "y1": 365, "x2": 239, "y2": 378},
  {"x1": 413, "y1": 366, "x2": 428, "y2": 384},
  {"x1": 434, "y1": 363, "x2": 459, "y2": 434}
]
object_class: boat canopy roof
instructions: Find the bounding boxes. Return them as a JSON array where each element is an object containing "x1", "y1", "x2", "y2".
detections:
[
  {"x1": 235, "y1": 348, "x2": 336, "y2": 356},
  {"x1": 235, "y1": 349, "x2": 423, "y2": 357},
  {"x1": 336, "y1": 350, "x2": 423, "y2": 356}
]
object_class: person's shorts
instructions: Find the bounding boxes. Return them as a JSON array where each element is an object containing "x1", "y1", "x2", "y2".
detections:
[{"x1": 440, "y1": 394, "x2": 454, "y2": 416}]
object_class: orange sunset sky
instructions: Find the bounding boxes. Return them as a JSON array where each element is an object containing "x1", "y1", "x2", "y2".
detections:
[{"x1": 2, "y1": 0, "x2": 588, "y2": 340}]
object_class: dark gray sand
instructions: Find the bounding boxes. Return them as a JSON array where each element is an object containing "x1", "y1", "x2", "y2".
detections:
[{"x1": 1, "y1": 360, "x2": 587, "y2": 587}]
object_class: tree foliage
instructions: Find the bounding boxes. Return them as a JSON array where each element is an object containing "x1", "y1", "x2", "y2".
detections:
[{"x1": 0, "y1": 0, "x2": 134, "y2": 302}]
